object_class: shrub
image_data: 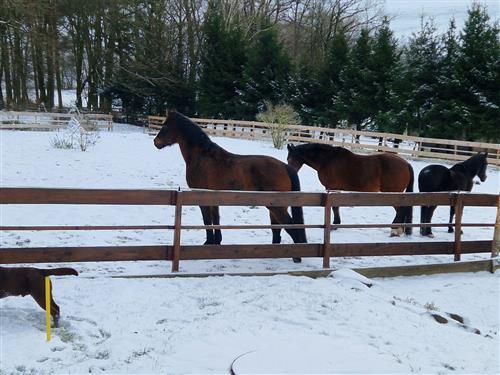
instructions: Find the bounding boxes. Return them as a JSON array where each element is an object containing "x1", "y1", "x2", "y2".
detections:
[
  {"x1": 50, "y1": 136, "x2": 74, "y2": 149},
  {"x1": 256, "y1": 101, "x2": 300, "y2": 149},
  {"x1": 49, "y1": 117, "x2": 100, "y2": 152}
]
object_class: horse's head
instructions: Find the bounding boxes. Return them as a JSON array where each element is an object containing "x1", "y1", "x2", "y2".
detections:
[
  {"x1": 154, "y1": 109, "x2": 179, "y2": 149},
  {"x1": 477, "y1": 152, "x2": 488, "y2": 182},
  {"x1": 286, "y1": 144, "x2": 304, "y2": 171}
]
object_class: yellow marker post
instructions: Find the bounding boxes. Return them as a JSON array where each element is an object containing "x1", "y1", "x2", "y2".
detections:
[{"x1": 45, "y1": 276, "x2": 51, "y2": 342}]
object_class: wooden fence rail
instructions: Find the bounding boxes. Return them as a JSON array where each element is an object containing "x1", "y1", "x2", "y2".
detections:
[
  {"x1": 148, "y1": 116, "x2": 500, "y2": 166},
  {"x1": 1, "y1": 188, "x2": 499, "y2": 272},
  {"x1": 1, "y1": 111, "x2": 113, "y2": 131}
]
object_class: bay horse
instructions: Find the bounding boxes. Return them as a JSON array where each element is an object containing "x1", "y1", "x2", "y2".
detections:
[
  {"x1": 286, "y1": 143, "x2": 414, "y2": 236},
  {"x1": 154, "y1": 110, "x2": 307, "y2": 262},
  {"x1": 418, "y1": 152, "x2": 488, "y2": 237}
]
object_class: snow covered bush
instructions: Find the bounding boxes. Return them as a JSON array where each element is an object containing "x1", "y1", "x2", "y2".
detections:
[
  {"x1": 50, "y1": 136, "x2": 74, "y2": 149},
  {"x1": 256, "y1": 101, "x2": 299, "y2": 149},
  {"x1": 76, "y1": 117, "x2": 100, "y2": 151},
  {"x1": 50, "y1": 116, "x2": 99, "y2": 152}
]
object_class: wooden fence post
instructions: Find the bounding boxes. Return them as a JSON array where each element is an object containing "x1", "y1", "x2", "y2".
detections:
[
  {"x1": 323, "y1": 193, "x2": 333, "y2": 268},
  {"x1": 492, "y1": 195, "x2": 500, "y2": 258},
  {"x1": 453, "y1": 194, "x2": 464, "y2": 262},
  {"x1": 172, "y1": 191, "x2": 183, "y2": 272}
]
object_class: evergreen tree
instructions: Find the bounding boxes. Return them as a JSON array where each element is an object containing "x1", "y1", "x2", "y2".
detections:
[
  {"x1": 424, "y1": 20, "x2": 469, "y2": 139},
  {"x1": 455, "y1": 3, "x2": 499, "y2": 141},
  {"x1": 198, "y1": 0, "x2": 247, "y2": 119},
  {"x1": 336, "y1": 28, "x2": 376, "y2": 131},
  {"x1": 289, "y1": 32, "x2": 348, "y2": 127},
  {"x1": 240, "y1": 18, "x2": 292, "y2": 119},
  {"x1": 370, "y1": 18, "x2": 402, "y2": 133},
  {"x1": 288, "y1": 64, "x2": 324, "y2": 125},
  {"x1": 317, "y1": 31, "x2": 349, "y2": 127},
  {"x1": 397, "y1": 19, "x2": 441, "y2": 136}
]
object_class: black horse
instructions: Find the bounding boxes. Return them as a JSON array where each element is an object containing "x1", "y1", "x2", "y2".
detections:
[{"x1": 418, "y1": 153, "x2": 488, "y2": 237}]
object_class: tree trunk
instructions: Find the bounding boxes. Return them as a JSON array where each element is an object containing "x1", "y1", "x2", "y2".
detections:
[
  {"x1": 29, "y1": 33, "x2": 40, "y2": 103},
  {"x1": 45, "y1": 18, "x2": 55, "y2": 110},
  {"x1": 49, "y1": 0, "x2": 63, "y2": 109},
  {"x1": 0, "y1": 58, "x2": 4, "y2": 109},
  {"x1": 1, "y1": 29, "x2": 13, "y2": 108}
]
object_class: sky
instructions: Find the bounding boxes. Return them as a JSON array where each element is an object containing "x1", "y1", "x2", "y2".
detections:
[{"x1": 383, "y1": 0, "x2": 499, "y2": 41}]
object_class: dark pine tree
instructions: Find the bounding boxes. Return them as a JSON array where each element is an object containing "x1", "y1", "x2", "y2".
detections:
[
  {"x1": 288, "y1": 64, "x2": 324, "y2": 125},
  {"x1": 240, "y1": 18, "x2": 292, "y2": 119},
  {"x1": 336, "y1": 28, "x2": 376, "y2": 131},
  {"x1": 370, "y1": 18, "x2": 402, "y2": 133},
  {"x1": 424, "y1": 19, "x2": 469, "y2": 139},
  {"x1": 455, "y1": 3, "x2": 499, "y2": 141},
  {"x1": 318, "y1": 31, "x2": 349, "y2": 127},
  {"x1": 198, "y1": 0, "x2": 247, "y2": 119},
  {"x1": 397, "y1": 19, "x2": 441, "y2": 136}
]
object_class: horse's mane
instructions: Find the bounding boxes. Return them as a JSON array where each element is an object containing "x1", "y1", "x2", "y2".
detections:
[
  {"x1": 295, "y1": 143, "x2": 352, "y2": 156},
  {"x1": 451, "y1": 153, "x2": 486, "y2": 174},
  {"x1": 171, "y1": 112, "x2": 218, "y2": 150}
]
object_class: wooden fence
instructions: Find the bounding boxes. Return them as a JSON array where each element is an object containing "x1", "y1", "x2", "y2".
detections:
[
  {"x1": 1, "y1": 187, "x2": 498, "y2": 272},
  {"x1": 148, "y1": 116, "x2": 500, "y2": 166},
  {"x1": 0, "y1": 111, "x2": 113, "y2": 131}
]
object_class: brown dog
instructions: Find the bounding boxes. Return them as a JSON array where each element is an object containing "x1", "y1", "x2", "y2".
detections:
[{"x1": 0, "y1": 266, "x2": 78, "y2": 326}]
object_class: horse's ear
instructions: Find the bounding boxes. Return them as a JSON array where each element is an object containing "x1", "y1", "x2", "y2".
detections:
[
  {"x1": 287, "y1": 143, "x2": 294, "y2": 151},
  {"x1": 166, "y1": 107, "x2": 177, "y2": 116},
  {"x1": 484, "y1": 151, "x2": 488, "y2": 158}
]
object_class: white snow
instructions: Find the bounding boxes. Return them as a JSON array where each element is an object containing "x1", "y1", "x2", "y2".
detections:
[{"x1": 1, "y1": 125, "x2": 499, "y2": 373}]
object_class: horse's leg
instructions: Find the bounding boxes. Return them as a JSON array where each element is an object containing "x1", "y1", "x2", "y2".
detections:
[
  {"x1": 390, "y1": 207, "x2": 405, "y2": 237},
  {"x1": 200, "y1": 206, "x2": 214, "y2": 245},
  {"x1": 332, "y1": 207, "x2": 341, "y2": 229},
  {"x1": 211, "y1": 206, "x2": 222, "y2": 244},
  {"x1": 269, "y1": 212, "x2": 282, "y2": 244},
  {"x1": 448, "y1": 205, "x2": 455, "y2": 233},
  {"x1": 420, "y1": 206, "x2": 430, "y2": 236},
  {"x1": 421, "y1": 205, "x2": 437, "y2": 237},
  {"x1": 268, "y1": 207, "x2": 301, "y2": 263}
]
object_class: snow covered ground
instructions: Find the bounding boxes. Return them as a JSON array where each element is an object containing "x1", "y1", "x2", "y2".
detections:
[
  {"x1": 0, "y1": 124, "x2": 498, "y2": 274},
  {"x1": 1, "y1": 125, "x2": 499, "y2": 373},
  {"x1": 1, "y1": 271, "x2": 498, "y2": 374}
]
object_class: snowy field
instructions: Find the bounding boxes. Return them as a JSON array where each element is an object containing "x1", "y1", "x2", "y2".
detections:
[
  {"x1": 0, "y1": 124, "x2": 498, "y2": 274},
  {"x1": 1, "y1": 125, "x2": 499, "y2": 373}
]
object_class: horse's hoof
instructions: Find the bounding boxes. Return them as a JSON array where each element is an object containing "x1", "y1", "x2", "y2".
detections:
[
  {"x1": 390, "y1": 230, "x2": 400, "y2": 237},
  {"x1": 203, "y1": 240, "x2": 213, "y2": 245},
  {"x1": 448, "y1": 228, "x2": 454, "y2": 233},
  {"x1": 293, "y1": 257, "x2": 302, "y2": 263},
  {"x1": 426, "y1": 233, "x2": 435, "y2": 238},
  {"x1": 390, "y1": 227, "x2": 404, "y2": 237}
]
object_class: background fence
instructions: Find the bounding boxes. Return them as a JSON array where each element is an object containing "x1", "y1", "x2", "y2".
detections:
[
  {"x1": 1, "y1": 187, "x2": 498, "y2": 272},
  {"x1": 0, "y1": 111, "x2": 113, "y2": 131},
  {"x1": 149, "y1": 116, "x2": 500, "y2": 166}
]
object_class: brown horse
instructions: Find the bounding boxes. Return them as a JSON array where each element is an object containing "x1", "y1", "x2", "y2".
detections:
[
  {"x1": 287, "y1": 143, "x2": 414, "y2": 236},
  {"x1": 154, "y1": 110, "x2": 307, "y2": 262}
]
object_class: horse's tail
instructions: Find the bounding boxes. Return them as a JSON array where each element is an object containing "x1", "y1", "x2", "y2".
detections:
[
  {"x1": 286, "y1": 165, "x2": 307, "y2": 243},
  {"x1": 403, "y1": 163, "x2": 414, "y2": 235}
]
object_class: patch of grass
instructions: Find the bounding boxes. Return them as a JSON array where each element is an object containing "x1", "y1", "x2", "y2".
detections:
[
  {"x1": 424, "y1": 302, "x2": 439, "y2": 311},
  {"x1": 95, "y1": 350, "x2": 110, "y2": 360},
  {"x1": 50, "y1": 136, "x2": 73, "y2": 149},
  {"x1": 58, "y1": 328, "x2": 76, "y2": 343}
]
